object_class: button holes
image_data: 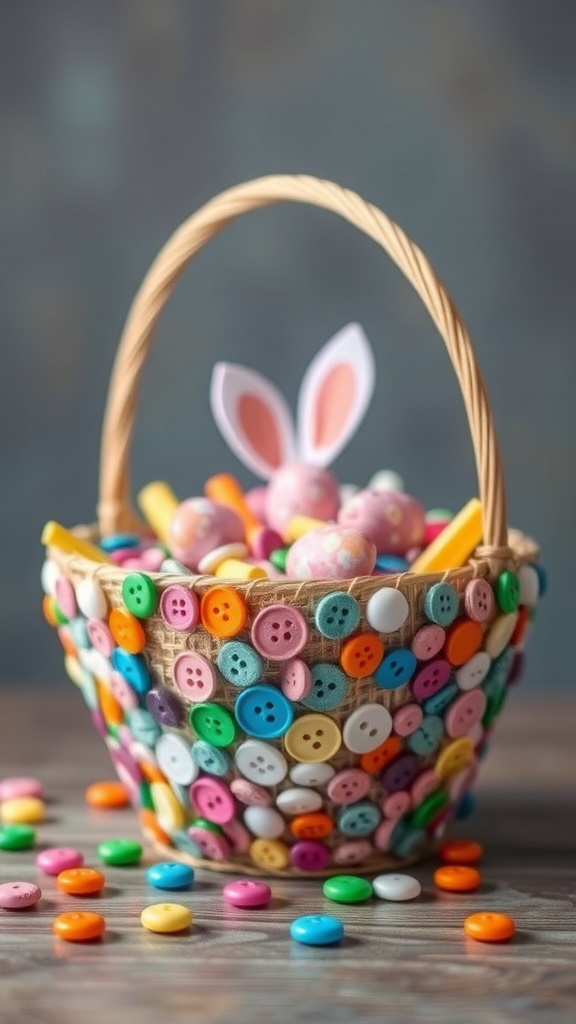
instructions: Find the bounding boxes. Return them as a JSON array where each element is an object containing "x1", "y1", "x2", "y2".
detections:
[
  {"x1": 272, "y1": 622, "x2": 280, "y2": 631},
  {"x1": 283, "y1": 632, "x2": 292, "y2": 641},
  {"x1": 284, "y1": 619, "x2": 293, "y2": 629},
  {"x1": 315, "y1": 729, "x2": 324, "y2": 737},
  {"x1": 359, "y1": 721, "x2": 368, "y2": 731},
  {"x1": 312, "y1": 741, "x2": 321, "y2": 750}
]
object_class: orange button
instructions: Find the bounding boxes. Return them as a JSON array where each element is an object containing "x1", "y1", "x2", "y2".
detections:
[
  {"x1": 85, "y1": 780, "x2": 130, "y2": 809},
  {"x1": 444, "y1": 620, "x2": 483, "y2": 666},
  {"x1": 109, "y1": 607, "x2": 146, "y2": 653},
  {"x1": 139, "y1": 761, "x2": 167, "y2": 784},
  {"x1": 57, "y1": 867, "x2": 105, "y2": 895},
  {"x1": 200, "y1": 586, "x2": 247, "y2": 638},
  {"x1": 53, "y1": 911, "x2": 106, "y2": 942},
  {"x1": 511, "y1": 605, "x2": 529, "y2": 646},
  {"x1": 58, "y1": 627, "x2": 78, "y2": 658},
  {"x1": 97, "y1": 680, "x2": 124, "y2": 726},
  {"x1": 42, "y1": 595, "x2": 58, "y2": 627},
  {"x1": 138, "y1": 808, "x2": 171, "y2": 846},
  {"x1": 340, "y1": 633, "x2": 384, "y2": 678},
  {"x1": 437, "y1": 838, "x2": 483, "y2": 865},
  {"x1": 289, "y1": 811, "x2": 334, "y2": 841},
  {"x1": 433, "y1": 865, "x2": 481, "y2": 892},
  {"x1": 464, "y1": 911, "x2": 515, "y2": 942},
  {"x1": 359, "y1": 735, "x2": 402, "y2": 774}
]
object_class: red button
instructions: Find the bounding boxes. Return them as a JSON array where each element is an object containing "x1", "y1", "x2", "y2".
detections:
[{"x1": 251, "y1": 604, "x2": 308, "y2": 661}]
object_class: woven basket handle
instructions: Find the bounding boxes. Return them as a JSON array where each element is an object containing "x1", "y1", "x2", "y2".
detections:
[{"x1": 98, "y1": 174, "x2": 508, "y2": 552}]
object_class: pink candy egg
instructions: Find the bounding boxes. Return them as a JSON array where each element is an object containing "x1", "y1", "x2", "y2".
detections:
[
  {"x1": 286, "y1": 524, "x2": 376, "y2": 580},
  {"x1": 168, "y1": 498, "x2": 245, "y2": 570},
  {"x1": 338, "y1": 489, "x2": 425, "y2": 556},
  {"x1": 264, "y1": 464, "x2": 340, "y2": 535}
]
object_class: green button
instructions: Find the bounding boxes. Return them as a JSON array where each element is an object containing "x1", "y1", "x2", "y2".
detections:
[
  {"x1": 139, "y1": 781, "x2": 154, "y2": 811},
  {"x1": 53, "y1": 600, "x2": 69, "y2": 626},
  {"x1": 496, "y1": 570, "x2": 520, "y2": 613},
  {"x1": 191, "y1": 818, "x2": 224, "y2": 836},
  {"x1": 322, "y1": 875, "x2": 373, "y2": 904},
  {"x1": 483, "y1": 685, "x2": 508, "y2": 728},
  {"x1": 269, "y1": 547, "x2": 290, "y2": 573},
  {"x1": 122, "y1": 572, "x2": 158, "y2": 618},
  {"x1": 97, "y1": 838, "x2": 143, "y2": 866},
  {"x1": 411, "y1": 788, "x2": 448, "y2": 829},
  {"x1": 189, "y1": 702, "x2": 237, "y2": 748},
  {"x1": 0, "y1": 823, "x2": 35, "y2": 851}
]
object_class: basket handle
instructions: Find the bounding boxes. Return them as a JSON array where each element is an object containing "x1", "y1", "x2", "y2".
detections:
[{"x1": 98, "y1": 174, "x2": 508, "y2": 553}]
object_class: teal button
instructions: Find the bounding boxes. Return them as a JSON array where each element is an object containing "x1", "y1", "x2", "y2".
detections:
[
  {"x1": 126, "y1": 708, "x2": 161, "y2": 747},
  {"x1": 190, "y1": 740, "x2": 232, "y2": 776},
  {"x1": 407, "y1": 715, "x2": 444, "y2": 756},
  {"x1": 302, "y1": 664, "x2": 348, "y2": 712},
  {"x1": 314, "y1": 592, "x2": 360, "y2": 640},
  {"x1": 217, "y1": 641, "x2": 263, "y2": 688},
  {"x1": 337, "y1": 801, "x2": 381, "y2": 837},
  {"x1": 424, "y1": 582, "x2": 459, "y2": 627},
  {"x1": 375, "y1": 648, "x2": 417, "y2": 690},
  {"x1": 423, "y1": 682, "x2": 458, "y2": 716}
]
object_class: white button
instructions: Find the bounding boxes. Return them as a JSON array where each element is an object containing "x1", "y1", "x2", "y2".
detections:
[
  {"x1": 41, "y1": 559, "x2": 59, "y2": 596},
  {"x1": 288, "y1": 762, "x2": 335, "y2": 788},
  {"x1": 518, "y1": 564, "x2": 539, "y2": 607},
  {"x1": 235, "y1": 740, "x2": 288, "y2": 787},
  {"x1": 76, "y1": 578, "x2": 108, "y2": 620},
  {"x1": 129, "y1": 739, "x2": 158, "y2": 764},
  {"x1": 80, "y1": 647, "x2": 112, "y2": 683},
  {"x1": 243, "y1": 805, "x2": 285, "y2": 839},
  {"x1": 373, "y1": 873, "x2": 421, "y2": 901},
  {"x1": 155, "y1": 733, "x2": 198, "y2": 786},
  {"x1": 365, "y1": 588, "x2": 409, "y2": 633},
  {"x1": 455, "y1": 651, "x2": 491, "y2": 691},
  {"x1": 342, "y1": 704, "x2": 392, "y2": 754},
  {"x1": 484, "y1": 612, "x2": 518, "y2": 658},
  {"x1": 276, "y1": 787, "x2": 323, "y2": 816}
]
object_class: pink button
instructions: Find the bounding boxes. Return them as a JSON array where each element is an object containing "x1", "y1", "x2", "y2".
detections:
[
  {"x1": 35, "y1": 847, "x2": 84, "y2": 875},
  {"x1": 222, "y1": 818, "x2": 251, "y2": 854},
  {"x1": 190, "y1": 778, "x2": 235, "y2": 825},
  {"x1": 393, "y1": 703, "x2": 423, "y2": 737},
  {"x1": 110, "y1": 671, "x2": 139, "y2": 711},
  {"x1": 411, "y1": 624, "x2": 445, "y2": 661},
  {"x1": 280, "y1": 659, "x2": 312, "y2": 701},
  {"x1": 160, "y1": 585, "x2": 199, "y2": 631},
  {"x1": 0, "y1": 881, "x2": 42, "y2": 910},
  {"x1": 230, "y1": 779, "x2": 272, "y2": 807},
  {"x1": 333, "y1": 840, "x2": 374, "y2": 866},
  {"x1": 87, "y1": 618, "x2": 115, "y2": 657},
  {"x1": 173, "y1": 652, "x2": 216, "y2": 702},
  {"x1": 382, "y1": 790, "x2": 411, "y2": 820},
  {"x1": 290, "y1": 840, "x2": 331, "y2": 872},
  {"x1": 445, "y1": 690, "x2": 487, "y2": 738},
  {"x1": 464, "y1": 578, "x2": 495, "y2": 622},
  {"x1": 373, "y1": 818, "x2": 396, "y2": 852},
  {"x1": 188, "y1": 825, "x2": 231, "y2": 860},
  {"x1": 223, "y1": 878, "x2": 272, "y2": 908},
  {"x1": 410, "y1": 659, "x2": 452, "y2": 700},
  {"x1": 251, "y1": 604, "x2": 308, "y2": 661},
  {"x1": 326, "y1": 768, "x2": 371, "y2": 805},
  {"x1": 410, "y1": 768, "x2": 440, "y2": 808},
  {"x1": 0, "y1": 776, "x2": 43, "y2": 801},
  {"x1": 448, "y1": 759, "x2": 478, "y2": 803},
  {"x1": 55, "y1": 576, "x2": 77, "y2": 620},
  {"x1": 123, "y1": 547, "x2": 165, "y2": 571}
]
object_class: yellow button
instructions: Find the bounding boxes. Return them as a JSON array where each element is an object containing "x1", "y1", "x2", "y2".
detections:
[
  {"x1": 64, "y1": 654, "x2": 85, "y2": 688},
  {"x1": 0, "y1": 796, "x2": 45, "y2": 824},
  {"x1": 284, "y1": 714, "x2": 342, "y2": 763},
  {"x1": 140, "y1": 903, "x2": 193, "y2": 933},
  {"x1": 249, "y1": 838, "x2": 290, "y2": 871},
  {"x1": 484, "y1": 612, "x2": 518, "y2": 659},
  {"x1": 434, "y1": 738, "x2": 474, "y2": 783},
  {"x1": 150, "y1": 782, "x2": 186, "y2": 832}
]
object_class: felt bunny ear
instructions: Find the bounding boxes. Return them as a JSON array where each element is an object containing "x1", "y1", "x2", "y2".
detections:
[
  {"x1": 210, "y1": 362, "x2": 297, "y2": 479},
  {"x1": 296, "y1": 323, "x2": 375, "y2": 466}
]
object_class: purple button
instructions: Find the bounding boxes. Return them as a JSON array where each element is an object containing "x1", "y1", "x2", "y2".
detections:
[
  {"x1": 290, "y1": 839, "x2": 331, "y2": 872},
  {"x1": 327, "y1": 768, "x2": 371, "y2": 806},
  {"x1": 55, "y1": 576, "x2": 77, "y2": 620},
  {"x1": 146, "y1": 686, "x2": 183, "y2": 727},
  {"x1": 333, "y1": 839, "x2": 373, "y2": 866},
  {"x1": 173, "y1": 652, "x2": 216, "y2": 702},
  {"x1": 188, "y1": 825, "x2": 231, "y2": 861},
  {"x1": 251, "y1": 604, "x2": 308, "y2": 661},
  {"x1": 410, "y1": 659, "x2": 452, "y2": 700},
  {"x1": 190, "y1": 777, "x2": 235, "y2": 825},
  {"x1": 160, "y1": 585, "x2": 199, "y2": 631},
  {"x1": 507, "y1": 650, "x2": 525, "y2": 685},
  {"x1": 464, "y1": 578, "x2": 495, "y2": 622},
  {"x1": 411, "y1": 624, "x2": 445, "y2": 661},
  {"x1": 87, "y1": 618, "x2": 115, "y2": 657},
  {"x1": 280, "y1": 659, "x2": 312, "y2": 701},
  {"x1": 380, "y1": 752, "x2": 420, "y2": 793},
  {"x1": 445, "y1": 689, "x2": 487, "y2": 738}
]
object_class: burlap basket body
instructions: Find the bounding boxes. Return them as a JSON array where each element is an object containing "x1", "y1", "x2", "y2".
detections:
[{"x1": 43, "y1": 176, "x2": 541, "y2": 877}]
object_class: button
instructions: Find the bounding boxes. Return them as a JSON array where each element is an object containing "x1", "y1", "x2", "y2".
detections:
[
  {"x1": 191, "y1": 740, "x2": 232, "y2": 776},
  {"x1": 393, "y1": 703, "x2": 423, "y2": 737},
  {"x1": 390, "y1": 821, "x2": 429, "y2": 859},
  {"x1": 289, "y1": 840, "x2": 331, "y2": 872},
  {"x1": 235, "y1": 739, "x2": 288, "y2": 786},
  {"x1": 100, "y1": 532, "x2": 140, "y2": 553},
  {"x1": 365, "y1": 587, "x2": 409, "y2": 633},
  {"x1": 445, "y1": 619, "x2": 483, "y2": 666},
  {"x1": 140, "y1": 903, "x2": 192, "y2": 933},
  {"x1": 340, "y1": 633, "x2": 384, "y2": 678},
  {"x1": 337, "y1": 801, "x2": 381, "y2": 836},
  {"x1": 407, "y1": 715, "x2": 444, "y2": 756},
  {"x1": 86, "y1": 619, "x2": 115, "y2": 657},
  {"x1": 373, "y1": 819, "x2": 397, "y2": 852},
  {"x1": 147, "y1": 687, "x2": 183, "y2": 727},
  {"x1": 424, "y1": 582, "x2": 459, "y2": 626},
  {"x1": 423, "y1": 682, "x2": 458, "y2": 716},
  {"x1": 323, "y1": 875, "x2": 373, "y2": 903},
  {"x1": 302, "y1": 664, "x2": 348, "y2": 711},
  {"x1": 189, "y1": 702, "x2": 236, "y2": 747},
  {"x1": 438, "y1": 838, "x2": 483, "y2": 864},
  {"x1": 126, "y1": 708, "x2": 160, "y2": 747},
  {"x1": 410, "y1": 659, "x2": 452, "y2": 700},
  {"x1": 0, "y1": 823, "x2": 35, "y2": 851},
  {"x1": 53, "y1": 911, "x2": 106, "y2": 942},
  {"x1": 373, "y1": 874, "x2": 421, "y2": 901},
  {"x1": 359, "y1": 735, "x2": 402, "y2": 774},
  {"x1": 159, "y1": 585, "x2": 199, "y2": 631},
  {"x1": 433, "y1": 865, "x2": 481, "y2": 892},
  {"x1": 464, "y1": 578, "x2": 495, "y2": 622},
  {"x1": 382, "y1": 790, "x2": 411, "y2": 819},
  {"x1": 276, "y1": 787, "x2": 323, "y2": 815},
  {"x1": 464, "y1": 911, "x2": 515, "y2": 943},
  {"x1": 230, "y1": 778, "x2": 271, "y2": 807},
  {"x1": 36, "y1": 847, "x2": 84, "y2": 875},
  {"x1": 68, "y1": 617, "x2": 90, "y2": 650},
  {"x1": 484, "y1": 612, "x2": 518, "y2": 658},
  {"x1": 0, "y1": 776, "x2": 43, "y2": 801},
  {"x1": 234, "y1": 684, "x2": 294, "y2": 739},
  {"x1": 434, "y1": 737, "x2": 474, "y2": 781},
  {"x1": 217, "y1": 641, "x2": 263, "y2": 688},
  {"x1": 41, "y1": 558, "x2": 59, "y2": 596},
  {"x1": 222, "y1": 879, "x2": 271, "y2": 908},
  {"x1": 122, "y1": 572, "x2": 158, "y2": 618},
  {"x1": 190, "y1": 777, "x2": 235, "y2": 825},
  {"x1": 381, "y1": 752, "x2": 420, "y2": 793},
  {"x1": 342, "y1": 704, "x2": 392, "y2": 754},
  {"x1": 173, "y1": 652, "x2": 217, "y2": 702},
  {"x1": 146, "y1": 862, "x2": 194, "y2": 890},
  {"x1": 110, "y1": 671, "x2": 138, "y2": 712},
  {"x1": 375, "y1": 648, "x2": 417, "y2": 690},
  {"x1": 327, "y1": 768, "x2": 371, "y2": 806},
  {"x1": 85, "y1": 780, "x2": 130, "y2": 808},
  {"x1": 411, "y1": 624, "x2": 445, "y2": 661},
  {"x1": 188, "y1": 824, "x2": 231, "y2": 861},
  {"x1": 518, "y1": 564, "x2": 539, "y2": 607},
  {"x1": 289, "y1": 762, "x2": 335, "y2": 787},
  {"x1": 109, "y1": 608, "x2": 146, "y2": 654},
  {"x1": 222, "y1": 819, "x2": 251, "y2": 854},
  {"x1": 289, "y1": 914, "x2": 344, "y2": 946},
  {"x1": 57, "y1": 867, "x2": 105, "y2": 895},
  {"x1": 448, "y1": 759, "x2": 478, "y2": 804},
  {"x1": 201, "y1": 586, "x2": 247, "y2": 638},
  {"x1": 82, "y1": 647, "x2": 112, "y2": 685},
  {"x1": 243, "y1": 805, "x2": 285, "y2": 839},
  {"x1": 455, "y1": 651, "x2": 491, "y2": 691},
  {"x1": 0, "y1": 796, "x2": 44, "y2": 824},
  {"x1": 511, "y1": 606, "x2": 529, "y2": 647},
  {"x1": 280, "y1": 659, "x2": 312, "y2": 702},
  {"x1": 0, "y1": 881, "x2": 42, "y2": 910},
  {"x1": 284, "y1": 714, "x2": 341, "y2": 763},
  {"x1": 111, "y1": 650, "x2": 151, "y2": 695},
  {"x1": 445, "y1": 690, "x2": 487, "y2": 738},
  {"x1": 410, "y1": 788, "x2": 448, "y2": 828},
  {"x1": 155, "y1": 733, "x2": 198, "y2": 786},
  {"x1": 333, "y1": 840, "x2": 373, "y2": 866},
  {"x1": 151, "y1": 781, "x2": 187, "y2": 831},
  {"x1": 249, "y1": 837, "x2": 290, "y2": 871},
  {"x1": 250, "y1": 604, "x2": 308, "y2": 660},
  {"x1": 496, "y1": 570, "x2": 520, "y2": 613},
  {"x1": 314, "y1": 592, "x2": 360, "y2": 639},
  {"x1": 55, "y1": 577, "x2": 77, "y2": 619},
  {"x1": 290, "y1": 811, "x2": 333, "y2": 840},
  {"x1": 97, "y1": 838, "x2": 142, "y2": 866}
]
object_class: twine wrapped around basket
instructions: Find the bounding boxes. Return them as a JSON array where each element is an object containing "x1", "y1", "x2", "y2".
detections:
[{"x1": 42, "y1": 175, "x2": 542, "y2": 877}]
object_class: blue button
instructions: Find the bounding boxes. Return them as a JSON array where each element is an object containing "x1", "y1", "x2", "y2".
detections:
[
  {"x1": 337, "y1": 800, "x2": 381, "y2": 837},
  {"x1": 407, "y1": 715, "x2": 444, "y2": 755},
  {"x1": 302, "y1": 664, "x2": 348, "y2": 712},
  {"x1": 423, "y1": 682, "x2": 458, "y2": 716},
  {"x1": 375, "y1": 648, "x2": 417, "y2": 690},
  {"x1": 145, "y1": 861, "x2": 195, "y2": 891},
  {"x1": 126, "y1": 708, "x2": 161, "y2": 747},
  {"x1": 390, "y1": 820, "x2": 428, "y2": 859},
  {"x1": 314, "y1": 592, "x2": 360, "y2": 639},
  {"x1": 484, "y1": 648, "x2": 514, "y2": 695},
  {"x1": 111, "y1": 649, "x2": 151, "y2": 695},
  {"x1": 234, "y1": 684, "x2": 294, "y2": 740},
  {"x1": 375, "y1": 554, "x2": 410, "y2": 574},
  {"x1": 216, "y1": 641, "x2": 263, "y2": 688},
  {"x1": 99, "y1": 532, "x2": 141, "y2": 553},
  {"x1": 534, "y1": 563, "x2": 548, "y2": 598},
  {"x1": 424, "y1": 582, "x2": 459, "y2": 626},
  {"x1": 289, "y1": 914, "x2": 344, "y2": 946},
  {"x1": 190, "y1": 740, "x2": 232, "y2": 776},
  {"x1": 69, "y1": 617, "x2": 90, "y2": 650},
  {"x1": 456, "y1": 791, "x2": 476, "y2": 819}
]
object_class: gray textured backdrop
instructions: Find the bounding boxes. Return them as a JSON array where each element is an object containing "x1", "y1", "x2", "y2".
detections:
[{"x1": 1, "y1": 0, "x2": 573, "y2": 689}]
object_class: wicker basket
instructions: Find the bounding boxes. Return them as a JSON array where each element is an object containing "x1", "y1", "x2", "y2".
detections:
[{"x1": 42, "y1": 175, "x2": 541, "y2": 877}]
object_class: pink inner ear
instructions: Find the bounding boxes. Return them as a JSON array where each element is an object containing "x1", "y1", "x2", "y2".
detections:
[
  {"x1": 313, "y1": 363, "x2": 356, "y2": 448},
  {"x1": 238, "y1": 393, "x2": 284, "y2": 469}
]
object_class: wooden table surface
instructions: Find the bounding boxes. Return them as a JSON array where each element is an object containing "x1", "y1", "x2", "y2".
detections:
[{"x1": 0, "y1": 690, "x2": 575, "y2": 1024}]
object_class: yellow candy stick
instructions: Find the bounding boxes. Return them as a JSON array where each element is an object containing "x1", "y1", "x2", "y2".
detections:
[
  {"x1": 41, "y1": 521, "x2": 111, "y2": 563},
  {"x1": 410, "y1": 498, "x2": 484, "y2": 574},
  {"x1": 137, "y1": 481, "x2": 179, "y2": 546},
  {"x1": 213, "y1": 558, "x2": 268, "y2": 581},
  {"x1": 284, "y1": 515, "x2": 330, "y2": 543}
]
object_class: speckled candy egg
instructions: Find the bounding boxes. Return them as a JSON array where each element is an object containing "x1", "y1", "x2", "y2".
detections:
[
  {"x1": 265, "y1": 464, "x2": 340, "y2": 536},
  {"x1": 168, "y1": 498, "x2": 245, "y2": 570},
  {"x1": 286, "y1": 524, "x2": 376, "y2": 581},
  {"x1": 338, "y1": 489, "x2": 425, "y2": 556}
]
